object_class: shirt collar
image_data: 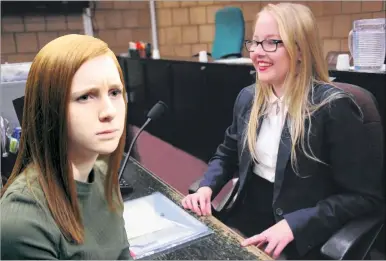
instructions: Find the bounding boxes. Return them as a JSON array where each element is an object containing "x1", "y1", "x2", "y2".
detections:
[
  {"x1": 269, "y1": 92, "x2": 283, "y2": 104},
  {"x1": 268, "y1": 92, "x2": 288, "y2": 116}
]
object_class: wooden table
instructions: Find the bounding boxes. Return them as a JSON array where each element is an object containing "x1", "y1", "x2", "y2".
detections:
[{"x1": 121, "y1": 158, "x2": 272, "y2": 260}]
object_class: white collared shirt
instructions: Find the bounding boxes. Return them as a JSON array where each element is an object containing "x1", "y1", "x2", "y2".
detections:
[{"x1": 252, "y1": 95, "x2": 288, "y2": 183}]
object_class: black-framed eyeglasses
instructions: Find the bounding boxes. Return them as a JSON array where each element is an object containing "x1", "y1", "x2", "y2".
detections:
[{"x1": 244, "y1": 39, "x2": 283, "y2": 52}]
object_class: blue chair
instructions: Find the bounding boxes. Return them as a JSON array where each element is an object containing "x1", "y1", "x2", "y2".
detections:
[{"x1": 193, "y1": 7, "x2": 245, "y2": 60}]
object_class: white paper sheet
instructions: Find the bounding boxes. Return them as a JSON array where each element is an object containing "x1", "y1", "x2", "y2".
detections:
[
  {"x1": 122, "y1": 193, "x2": 213, "y2": 259},
  {"x1": 123, "y1": 200, "x2": 175, "y2": 240}
]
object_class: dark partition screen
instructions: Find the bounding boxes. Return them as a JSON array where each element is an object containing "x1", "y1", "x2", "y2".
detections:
[
  {"x1": 171, "y1": 62, "x2": 209, "y2": 159},
  {"x1": 144, "y1": 60, "x2": 175, "y2": 143}
]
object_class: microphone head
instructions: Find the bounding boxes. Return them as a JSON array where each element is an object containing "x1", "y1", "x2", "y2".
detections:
[{"x1": 146, "y1": 101, "x2": 168, "y2": 120}]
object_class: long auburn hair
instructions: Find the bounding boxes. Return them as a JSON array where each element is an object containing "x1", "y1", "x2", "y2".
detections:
[
  {"x1": 245, "y1": 3, "x2": 351, "y2": 174},
  {"x1": 1, "y1": 34, "x2": 127, "y2": 244}
]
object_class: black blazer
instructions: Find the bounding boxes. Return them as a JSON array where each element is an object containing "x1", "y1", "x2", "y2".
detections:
[{"x1": 199, "y1": 84, "x2": 384, "y2": 256}]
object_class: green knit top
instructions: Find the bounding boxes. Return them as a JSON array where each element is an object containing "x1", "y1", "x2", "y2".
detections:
[{"x1": 0, "y1": 161, "x2": 132, "y2": 260}]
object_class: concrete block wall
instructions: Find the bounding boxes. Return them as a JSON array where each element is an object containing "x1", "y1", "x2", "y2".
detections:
[
  {"x1": 1, "y1": 1, "x2": 385, "y2": 63},
  {"x1": 155, "y1": 1, "x2": 385, "y2": 58},
  {"x1": 1, "y1": 1, "x2": 151, "y2": 63}
]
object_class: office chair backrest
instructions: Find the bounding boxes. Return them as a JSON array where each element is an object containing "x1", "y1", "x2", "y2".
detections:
[
  {"x1": 333, "y1": 81, "x2": 385, "y2": 257},
  {"x1": 333, "y1": 82, "x2": 381, "y2": 124},
  {"x1": 333, "y1": 82, "x2": 384, "y2": 187},
  {"x1": 212, "y1": 7, "x2": 245, "y2": 60}
]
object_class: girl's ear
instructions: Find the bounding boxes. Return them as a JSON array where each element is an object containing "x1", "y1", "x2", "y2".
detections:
[
  {"x1": 297, "y1": 48, "x2": 302, "y2": 64},
  {"x1": 295, "y1": 41, "x2": 302, "y2": 64}
]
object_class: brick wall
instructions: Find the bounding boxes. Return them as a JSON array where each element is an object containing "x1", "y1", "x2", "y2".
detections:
[
  {"x1": 1, "y1": 1, "x2": 385, "y2": 63},
  {"x1": 92, "y1": 1, "x2": 151, "y2": 54},
  {"x1": 1, "y1": 1, "x2": 151, "y2": 63},
  {"x1": 155, "y1": 0, "x2": 386, "y2": 58},
  {"x1": 2, "y1": 14, "x2": 84, "y2": 63}
]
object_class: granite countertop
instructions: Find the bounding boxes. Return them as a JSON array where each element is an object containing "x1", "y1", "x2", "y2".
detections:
[{"x1": 122, "y1": 158, "x2": 272, "y2": 260}]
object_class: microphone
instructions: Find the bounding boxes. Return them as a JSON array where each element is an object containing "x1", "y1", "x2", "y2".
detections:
[{"x1": 118, "y1": 101, "x2": 168, "y2": 192}]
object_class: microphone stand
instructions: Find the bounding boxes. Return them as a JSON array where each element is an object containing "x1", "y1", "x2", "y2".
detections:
[
  {"x1": 118, "y1": 101, "x2": 168, "y2": 196},
  {"x1": 118, "y1": 118, "x2": 151, "y2": 182}
]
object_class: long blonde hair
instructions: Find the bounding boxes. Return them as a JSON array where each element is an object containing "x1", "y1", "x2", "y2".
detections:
[
  {"x1": 246, "y1": 3, "x2": 349, "y2": 174},
  {"x1": 1, "y1": 34, "x2": 127, "y2": 244}
]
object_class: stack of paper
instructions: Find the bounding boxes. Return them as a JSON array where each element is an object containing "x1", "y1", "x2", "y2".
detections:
[{"x1": 123, "y1": 192, "x2": 212, "y2": 259}]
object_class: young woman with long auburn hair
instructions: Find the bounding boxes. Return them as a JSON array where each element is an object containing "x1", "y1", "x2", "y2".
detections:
[{"x1": 1, "y1": 34, "x2": 132, "y2": 260}]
